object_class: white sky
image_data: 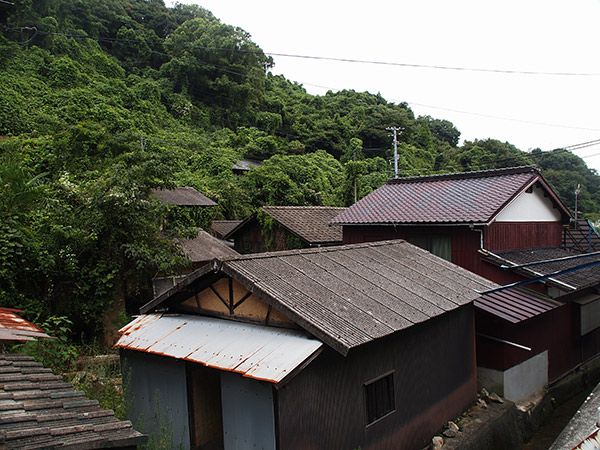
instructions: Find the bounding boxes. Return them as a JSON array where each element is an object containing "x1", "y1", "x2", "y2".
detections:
[{"x1": 168, "y1": 0, "x2": 600, "y2": 172}]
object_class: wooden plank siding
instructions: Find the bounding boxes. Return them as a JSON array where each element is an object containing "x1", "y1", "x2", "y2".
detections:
[
  {"x1": 276, "y1": 305, "x2": 477, "y2": 450},
  {"x1": 485, "y1": 222, "x2": 564, "y2": 250}
]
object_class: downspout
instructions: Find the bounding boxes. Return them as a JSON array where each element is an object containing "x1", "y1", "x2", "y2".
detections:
[{"x1": 469, "y1": 223, "x2": 484, "y2": 250}]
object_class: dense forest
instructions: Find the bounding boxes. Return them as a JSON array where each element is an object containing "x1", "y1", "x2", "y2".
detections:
[{"x1": 1, "y1": 0, "x2": 599, "y2": 343}]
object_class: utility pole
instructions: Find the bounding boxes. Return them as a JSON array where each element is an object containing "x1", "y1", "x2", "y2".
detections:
[
  {"x1": 386, "y1": 126, "x2": 403, "y2": 178},
  {"x1": 575, "y1": 184, "x2": 581, "y2": 221}
]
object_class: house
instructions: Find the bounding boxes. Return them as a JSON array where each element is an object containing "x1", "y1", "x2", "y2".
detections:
[
  {"x1": 232, "y1": 158, "x2": 262, "y2": 176},
  {"x1": 210, "y1": 220, "x2": 242, "y2": 240},
  {"x1": 563, "y1": 219, "x2": 600, "y2": 253},
  {"x1": 115, "y1": 240, "x2": 496, "y2": 450},
  {"x1": 330, "y1": 166, "x2": 600, "y2": 400},
  {"x1": 152, "y1": 229, "x2": 238, "y2": 297},
  {"x1": 330, "y1": 166, "x2": 572, "y2": 285},
  {"x1": 226, "y1": 206, "x2": 346, "y2": 254},
  {"x1": 151, "y1": 187, "x2": 217, "y2": 207},
  {"x1": 0, "y1": 309, "x2": 145, "y2": 449}
]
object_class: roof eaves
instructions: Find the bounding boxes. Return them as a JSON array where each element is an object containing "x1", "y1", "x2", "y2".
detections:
[
  {"x1": 220, "y1": 261, "x2": 351, "y2": 356},
  {"x1": 140, "y1": 262, "x2": 220, "y2": 314},
  {"x1": 223, "y1": 213, "x2": 257, "y2": 240}
]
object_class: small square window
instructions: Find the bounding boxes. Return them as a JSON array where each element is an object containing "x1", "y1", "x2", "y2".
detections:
[{"x1": 365, "y1": 372, "x2": 395, "y2": 425}]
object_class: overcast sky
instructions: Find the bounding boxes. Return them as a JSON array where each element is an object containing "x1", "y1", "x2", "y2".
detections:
[{"x1": 168, "y1": 0, "x2": 600, "y2": 172}]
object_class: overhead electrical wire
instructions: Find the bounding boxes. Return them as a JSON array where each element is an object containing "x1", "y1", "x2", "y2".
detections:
[{"x1": 5, "y1": 26, "x2": 600, "y2": 166}]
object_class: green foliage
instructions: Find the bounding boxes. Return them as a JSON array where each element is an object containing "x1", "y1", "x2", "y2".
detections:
[
  {"x1": 13, "y1": 316, "x2": 79, "y2": 374},
  {"x1": 2, "y1": 0, "x2": 600, "y2": 345}
]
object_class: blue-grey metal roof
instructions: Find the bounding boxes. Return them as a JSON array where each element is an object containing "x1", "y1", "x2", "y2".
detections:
[{"x1": 115, "y1": 314, "x2": 323, "y2": 384}]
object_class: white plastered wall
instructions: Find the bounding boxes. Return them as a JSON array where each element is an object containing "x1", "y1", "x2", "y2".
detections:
[{"x1": 495, "y1": 185, "x2": 561, "y2": 223}]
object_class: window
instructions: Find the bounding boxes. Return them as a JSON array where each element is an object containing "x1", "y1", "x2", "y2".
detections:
[
  {"x1": 406, "y1": 234, "x2": 451, "y2": 261},
  {"x1": 364, "y1": 372, "x2": 395, "y2": 425}
]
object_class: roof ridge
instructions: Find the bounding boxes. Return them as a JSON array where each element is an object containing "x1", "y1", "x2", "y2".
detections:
[
  {"x1": 386, "y1": 165, "x2": 539, "y2": 184},
  {"x1": 221, "y1": 239, "x2": 407, "y2": 262},
  {"x1": 261, "y1": 205, "x2": 347, "y2": 210}
]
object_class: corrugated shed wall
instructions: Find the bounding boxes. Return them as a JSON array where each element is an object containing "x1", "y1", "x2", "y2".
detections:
[{"x1": 276, "y1": 305, "x2": 477, "y2": 450}]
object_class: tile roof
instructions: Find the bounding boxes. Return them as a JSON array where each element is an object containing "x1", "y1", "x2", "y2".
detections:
[
  {"x1": 475, "y1": 288, "x2": 562, "y2": 323},
  {"x1": 151, "y1": 187, "x2": 216, "y2": 206},
  {"x1": 331, "y1": 166, "x2": 565, "y2": 225},
  {"x1": 143, "y1": 240, "x2": 496, "y2": 355},
  {"x1": 261, "y1": 206, "x2": 346, "y2": 244},
  {"x1": 0, "y1": 353, "x2": 145, "y2": 449},
  {"x1": 483, "y1": 247, "x2": 600, "y2": 291},
  {"x1": 210, "y1": 220, "x2": 242, "y2": 239},
  {"x1": 177, "y1": 229, "x2": 238, "y2": 263}
]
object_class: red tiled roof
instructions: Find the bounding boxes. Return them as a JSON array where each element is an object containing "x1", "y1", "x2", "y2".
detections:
[{"x1": 331, "y1": 166, "x2": 547, "y2": 225}]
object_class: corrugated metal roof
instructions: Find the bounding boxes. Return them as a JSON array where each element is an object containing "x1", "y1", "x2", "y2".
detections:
[
  {"x1": 215, "y1": 240, "x2": 496, "y2": 354},
  {"x1": 151, "y1": 187, "x2": 217, "y2": 206},
  {"x1": 485, "y1": 247, "x2": 600, "y2": 291},
  {"x1": 115, "y1": 314, "x2": 323, "y2": 384},
  {"x1": 330, "y1": 166, "x2": 565, "y2": 225},
  {"x1": 0, "y1": 308, "x2": 52, "y2": 342},
  {"x1": 177, "y1": 229, "x2": 238, "y2": 263},
  {"x1": 475, "y1": 288, "x2": 561, "y2": 323}
]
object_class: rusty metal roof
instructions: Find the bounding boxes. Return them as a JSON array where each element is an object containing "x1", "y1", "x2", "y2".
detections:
[
  {"x1": 475, "y1": 288, "x2": 561, "y2": 323},
  {"x1": 331, "y1": 166, "x2": 569, "y2": 225},
  {"x1": 115, "y1": 314, "x2": 323, "y2": 384},
  {"x1": 151, "y1": 187, "x2": 216, "y2": 206},
  {"x1": 0, "y1": 308, "x2": 52, "y2": 342}
]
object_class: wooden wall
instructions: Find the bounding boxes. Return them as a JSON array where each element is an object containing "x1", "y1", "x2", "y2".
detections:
[{"x1": 275, "y1": 305, "x2": 477, "y2": 450}]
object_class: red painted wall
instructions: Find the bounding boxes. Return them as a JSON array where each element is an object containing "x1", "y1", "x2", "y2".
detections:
[{"x1": 486, "y1": 222, "x2": 564, "y2": 250}]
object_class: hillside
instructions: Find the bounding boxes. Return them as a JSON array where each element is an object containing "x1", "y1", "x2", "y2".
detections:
[{"x1": 1, "y1": 0, "x2": 599, "y2": 341}]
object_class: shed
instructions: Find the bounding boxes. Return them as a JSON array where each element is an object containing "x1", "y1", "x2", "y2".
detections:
[
  {"x1": 226, "y1": 206, "x2": 346, "y2": 254},
  {"x1": 116, "y1": 240, "x2": 495, "y2": 450}
]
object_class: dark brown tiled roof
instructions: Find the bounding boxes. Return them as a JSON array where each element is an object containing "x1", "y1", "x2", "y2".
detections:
[
  {"x1": 331, "y1": 166, "x2": 568, "y2": 225},
  {"x1": 144, "y1": 240, "x2": 495, "y2": 355},
  {"x1": 151, "y1": 187, "x2": 216, "y2": 206},
  {"x1": 210, "y1": 220, "x2": 242, "y2": 239},
  {"x1": 476, "y1": 288, "x2": 561, "y2": 323},
  {"x1": 484, "y1": 247, "x2": 600, "y2": 291},
  {"x1": 177, "y1": 229, "x2": 238, "y2": 263},
  {"x1": 0, "y1": 353, "x2": 145, "y2": 449},
  {"x1": 261, "y1": 206, "x2": 346, "y2": 244}
]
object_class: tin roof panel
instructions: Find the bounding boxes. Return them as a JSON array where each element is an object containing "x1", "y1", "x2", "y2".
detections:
[{"x1": 115, "y1": 314, "x2": 322, "y2": 384}]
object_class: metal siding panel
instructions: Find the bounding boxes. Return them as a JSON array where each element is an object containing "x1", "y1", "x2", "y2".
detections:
[
  {"x1": 121, "y1": 350, "x2": 190, "y2": 449},
  {"x1": 221, "y1": 372, "x2": 276, "y2": 450}
]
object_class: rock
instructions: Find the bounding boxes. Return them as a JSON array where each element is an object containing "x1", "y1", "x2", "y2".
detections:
[
  {"x1": 443, "y1": 421, "x2": 460, "y2": 438},
  {"x1": 480, "y1": 387, "x2": 490, "y2": 401},
  {"x1": 477, "y1": 398, "x2": 488, "y2": 409},
  {"x1": 489, "y1": 392, "x2": 504, "y2": 404},
  {"x1": 432, "y1": 436, "x2": 444, "y2": 449}
]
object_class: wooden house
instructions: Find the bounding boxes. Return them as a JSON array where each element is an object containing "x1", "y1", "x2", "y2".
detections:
[
  {"x1": 226, "y1": 206, "x2": 346, "y2": 254},
  {"x1": 329, "y1": 166, "x2": 600, "y2": 400},
  {"x1": 330, "y1": 166, "x2": 572, "y2": 284},
  {"x1": 116, "y1": 240, "x2": 495, "y2": 450},
  {"x1": 210, "y1": 220, "x2": 242, "y2": 240}
]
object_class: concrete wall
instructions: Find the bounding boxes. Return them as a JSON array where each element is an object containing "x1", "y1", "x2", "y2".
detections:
[{"x1": 478, "y1": 350, "x2": 548, "y2": 402}]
